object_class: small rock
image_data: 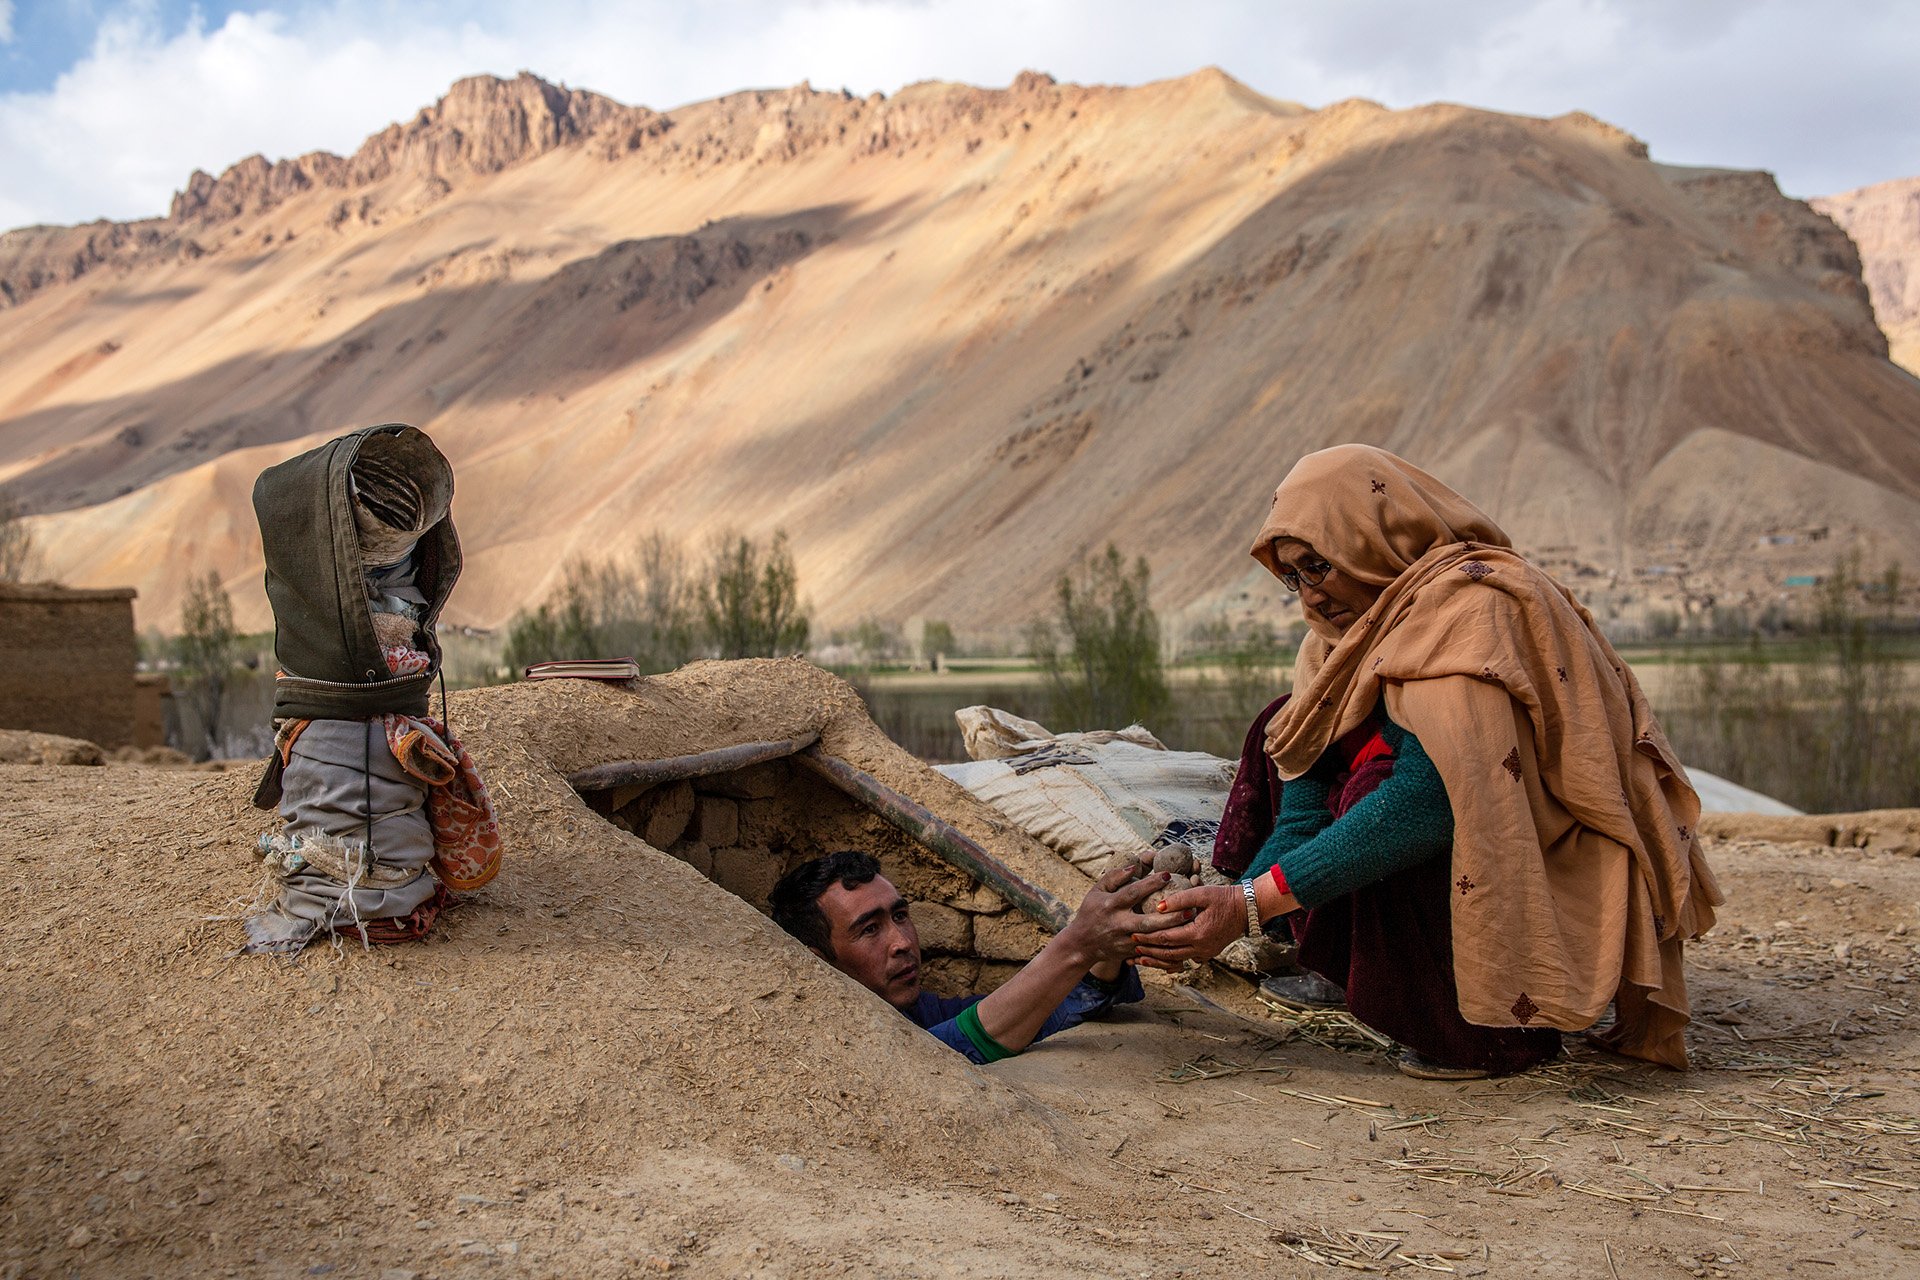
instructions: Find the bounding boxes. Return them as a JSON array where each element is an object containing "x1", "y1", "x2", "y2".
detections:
[
  {"x1": 66, "y1": 1226, "x2": 93, "y2": 1249},
  {"x1": 120, "y1": 1169, "x2": 146, "y2": 1184},
  {"x1": 379, "y1": 1270, "x2": 419, "y2": 1280},
  {"x1": 774, "y1": 1154, "x2": 805, "y2": 1173},
  {"x1": 413, "y1": 1219, "x2": 436, "y2": 1231},
  {"x1": 194, "y1": 1187, "x2": 218, "y2": 1206},
  {"x1": 999, "y1": 1191, "x2": 1025, "y2": 1205}
]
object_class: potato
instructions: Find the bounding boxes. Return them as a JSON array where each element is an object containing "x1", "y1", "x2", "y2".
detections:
[{"x1": 1152, "y1": 846, "x2": 1194, "y2": 877}]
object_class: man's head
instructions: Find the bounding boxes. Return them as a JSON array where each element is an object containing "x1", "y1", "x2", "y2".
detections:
[{"x1": 769, "y1": 851, "x2": 922, "y2": 1010}]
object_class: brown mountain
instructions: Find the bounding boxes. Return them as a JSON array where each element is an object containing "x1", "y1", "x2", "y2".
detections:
[
  {"x1": 2, "y1": 69, "x2": 1916, "y2": 635},
  {"x1": 1814, "y1": 176, "x2": 1920, "y2": 376}
]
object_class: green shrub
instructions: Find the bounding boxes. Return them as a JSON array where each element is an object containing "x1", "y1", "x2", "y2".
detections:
[
  {"x1": 502, "y1": 532, "x2": 701, "y2": 674},
  {"x1": 1029, "y1": 545, "x2": 1170, "y2": 730},
  {"x1": 175, "y1": 571, "x2": 239, "y2": 759},
  {"x1": 921, "y1": 619, "x2": 957, "y2": 662},
  {"x1": 701, "y1": 530, "x2": 809, "y2": 659},
  {"x1": 1660, "y1": 556, "x2": 1918, "y2": 811}
]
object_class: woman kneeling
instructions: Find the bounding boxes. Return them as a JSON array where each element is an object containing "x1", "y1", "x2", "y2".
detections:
[{"x1": 1139, "y1": 445, "x2": 1722, "y2": 1078}]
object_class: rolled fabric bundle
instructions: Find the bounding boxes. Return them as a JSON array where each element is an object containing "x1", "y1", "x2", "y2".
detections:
[
  {"x1": 243, "y1": 717, "x2": 440, "y2": 953},
  {"x1": 245, "y1": 423, "x2": 494, "y2": 955}
]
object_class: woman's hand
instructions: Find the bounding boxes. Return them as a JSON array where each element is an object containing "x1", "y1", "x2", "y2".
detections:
[
  {"x1": 1131, "y1": 883, "x2": 1247, "y2": 970},
  {"x1": 1056, "y1": 860, "x2": 1180, "y2": 968}
]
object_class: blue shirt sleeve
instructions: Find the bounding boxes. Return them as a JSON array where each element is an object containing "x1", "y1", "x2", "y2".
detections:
[{"x1": 907, "y1": 967, "x2": 1145, "y2": 1064}]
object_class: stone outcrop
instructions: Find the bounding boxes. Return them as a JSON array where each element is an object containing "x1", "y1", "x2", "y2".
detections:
[
  {"x1": 2, "y1": 72, "x2": 652, "y2": 310},
  {"x1": 4, "y1": 69, "x2": 1919, "y2": 634},
  {"x1": 0, "y1": 218, "x2": 173, "y2": 307},
  {"x1": 1814, "y1": 176, "x2": 1920, "y2": 373}
]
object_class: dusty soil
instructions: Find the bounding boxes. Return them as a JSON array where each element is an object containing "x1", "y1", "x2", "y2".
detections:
[{"x1": 3, "y1": 661, "x2": 1916, "y2": 1278}]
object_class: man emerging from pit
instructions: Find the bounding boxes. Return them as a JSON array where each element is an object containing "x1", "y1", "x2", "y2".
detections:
[{"x1": 770, "y1": 850, "x2": 1175, "y2": 1064}]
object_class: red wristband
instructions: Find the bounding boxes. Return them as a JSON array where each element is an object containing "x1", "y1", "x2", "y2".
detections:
[{"x1": 1269, "y1": 864, "x2": 1290, "y2": 896}]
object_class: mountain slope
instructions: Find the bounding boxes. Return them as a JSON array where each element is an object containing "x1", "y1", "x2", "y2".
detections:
[
  {"x1": 1814, "y1": 175, "x2": 1920, "y2": 376},
  {"x1": 1, "y1": 69, "x2": 1915, "y2": 634}
]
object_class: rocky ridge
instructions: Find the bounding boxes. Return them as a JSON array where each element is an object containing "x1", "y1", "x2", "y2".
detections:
[
  {"x1": 1, "y1": 68, "x2": 1916, "y2": 633},
  {"x1": 0, "y1": 72, "x2": 651, "y2": 310},
  {"x1": 1814, "y1": 176, "x2": 1920, "y2": 373}
]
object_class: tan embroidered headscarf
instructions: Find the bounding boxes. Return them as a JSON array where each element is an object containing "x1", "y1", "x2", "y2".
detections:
[{"x1": 1251, "y1": 445, "x2": 1722, "y2": 1068}]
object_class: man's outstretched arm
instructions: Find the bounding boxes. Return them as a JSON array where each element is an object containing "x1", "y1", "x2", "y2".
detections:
[{"x1": 957, "y1": 860, "x2": 1178, "y2": 1056}]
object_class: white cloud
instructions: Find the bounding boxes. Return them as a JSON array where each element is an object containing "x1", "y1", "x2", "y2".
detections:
[
  {"x1": 0, "y1": 0, "x2": 13, "y2": 44},
  {"x1": 1, "y1": 0, "x2": 1916, "y2": 229}
]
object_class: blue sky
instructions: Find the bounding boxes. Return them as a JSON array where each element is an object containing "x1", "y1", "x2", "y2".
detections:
[{"x1": 2, "y1": 0, "x2": 1917, "y2": 231}]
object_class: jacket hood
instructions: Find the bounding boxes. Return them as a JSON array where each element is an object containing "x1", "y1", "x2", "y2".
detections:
[{"x1": 253, "y1": 423, "x2": 462, "y2": 720}]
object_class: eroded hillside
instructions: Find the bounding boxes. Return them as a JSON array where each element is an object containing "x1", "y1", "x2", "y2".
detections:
[
  {"x1": 1815, "y1": 176, "x2": 1920, "y2": 376},
  {"x1": 2, "y1": 69, "x2": 1916, "y2": 632}
]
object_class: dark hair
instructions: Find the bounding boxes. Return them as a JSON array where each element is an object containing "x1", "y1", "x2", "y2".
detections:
[{"x1": 769, "y1": 850, "x2": 881, "y2": 955}]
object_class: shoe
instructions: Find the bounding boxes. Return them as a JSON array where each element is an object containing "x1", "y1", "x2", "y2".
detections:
[
  {"x1": 1258, "y1": 971, "x2": 1348, "y2": 1011},
  {"x1": 1396, "y1": 1051, "x2": 1491, "y2": 1081}
]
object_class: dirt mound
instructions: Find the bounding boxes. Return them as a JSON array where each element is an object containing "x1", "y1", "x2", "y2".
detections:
[
  {"x1": 3, "y1": 70, "x2": 1916, "y2": 633},
  {"x1": 6, "y1": 659, "x2": 1920, "y2": 1276},
  {"x1": 1701, "y1": 807, "x2": 1920, "y2": 856},
  {"x1": 0, "y1": 660, "x2": 1105, "y2": 1275},
  {"x1": 0, "y1": 727, "x2": 103, "y2": 765}
]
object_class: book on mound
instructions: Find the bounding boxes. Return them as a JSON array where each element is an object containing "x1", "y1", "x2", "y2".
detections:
[{"x1": 521, "y1": 657, "x2": 641, "y2": 681}]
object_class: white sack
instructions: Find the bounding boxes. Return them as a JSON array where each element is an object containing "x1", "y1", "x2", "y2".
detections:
[{"x1": 936, "y1": 706, "x2": 1237, "y2": 876}]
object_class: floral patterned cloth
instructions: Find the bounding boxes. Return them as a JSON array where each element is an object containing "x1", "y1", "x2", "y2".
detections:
[
  {"x1": 381, "y1": 711, "x2": 502, "y2": 891},
  {"x1": 378, "y1": 643, "x2": 502, "y2": 891}
]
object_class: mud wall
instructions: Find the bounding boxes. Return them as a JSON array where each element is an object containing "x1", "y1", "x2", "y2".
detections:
[
  {"x1": 582, "y1": 757, "x2": 1055, "y2": 995},
  {"x1": 132, "y1": 673, "x2": 169, "y2": 749},
  {"x1": 0, "y1": 584, "x2": 138, "y2": 749}
]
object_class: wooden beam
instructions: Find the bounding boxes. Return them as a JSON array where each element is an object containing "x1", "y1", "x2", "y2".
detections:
[
  {"x1": 793, "y1": 746, "x2": 1072, "y2": 931},
  {"x1": 567, "y1": 732, "x2": 820, "y2": 794}
]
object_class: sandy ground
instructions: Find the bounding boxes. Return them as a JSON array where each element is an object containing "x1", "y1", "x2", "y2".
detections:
[{"x1": 2, "y1": 664, "x2": 1916, "y2": 1278}]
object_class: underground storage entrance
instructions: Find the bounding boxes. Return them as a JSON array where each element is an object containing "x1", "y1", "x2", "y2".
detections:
[{"x1": 569, "y1": 734, "x2": 1069, "y2": 994}]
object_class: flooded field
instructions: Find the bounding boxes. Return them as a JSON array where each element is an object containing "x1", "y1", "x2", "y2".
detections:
[
  {"x1": 855, "y1": 652, "x2": 1920, "y2": 813},
  {"x1": 853, "y1": 664, "x2": 1278, "y2": 762}
]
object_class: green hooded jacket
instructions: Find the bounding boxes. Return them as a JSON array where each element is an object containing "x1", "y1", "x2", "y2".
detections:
[{"x1": 253, "y1": 423, "x2": 461, "y2": 723}]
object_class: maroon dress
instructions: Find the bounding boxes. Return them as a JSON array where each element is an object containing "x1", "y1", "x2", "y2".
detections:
[{"x1": 1213, "y1": 695, "x2": 1560, "y2": 1075}]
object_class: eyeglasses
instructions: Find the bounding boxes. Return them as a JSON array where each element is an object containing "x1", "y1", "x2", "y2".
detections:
[{"x1": 1275, "y1": 557, "x2": 1334, "y2": 593}]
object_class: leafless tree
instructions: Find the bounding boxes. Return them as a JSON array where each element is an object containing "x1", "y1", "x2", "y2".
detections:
[{"x1": 0, "y1": 488, "x2": 34, "y2": 583}]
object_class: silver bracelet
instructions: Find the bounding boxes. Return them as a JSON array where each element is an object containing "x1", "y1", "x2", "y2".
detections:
[{"x1": 1241, "y1": 879, "x2": 1261, "y2": 937}]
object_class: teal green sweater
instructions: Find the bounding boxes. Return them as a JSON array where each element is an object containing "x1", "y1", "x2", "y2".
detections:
[{"x1": 1243, "y1": 717, "x2": 1453, "y2": 909}]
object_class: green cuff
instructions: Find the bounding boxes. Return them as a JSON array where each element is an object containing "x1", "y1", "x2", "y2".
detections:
[{"x1": 956, "y1": 1002, "x2": 1014, "y2": 1063}]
